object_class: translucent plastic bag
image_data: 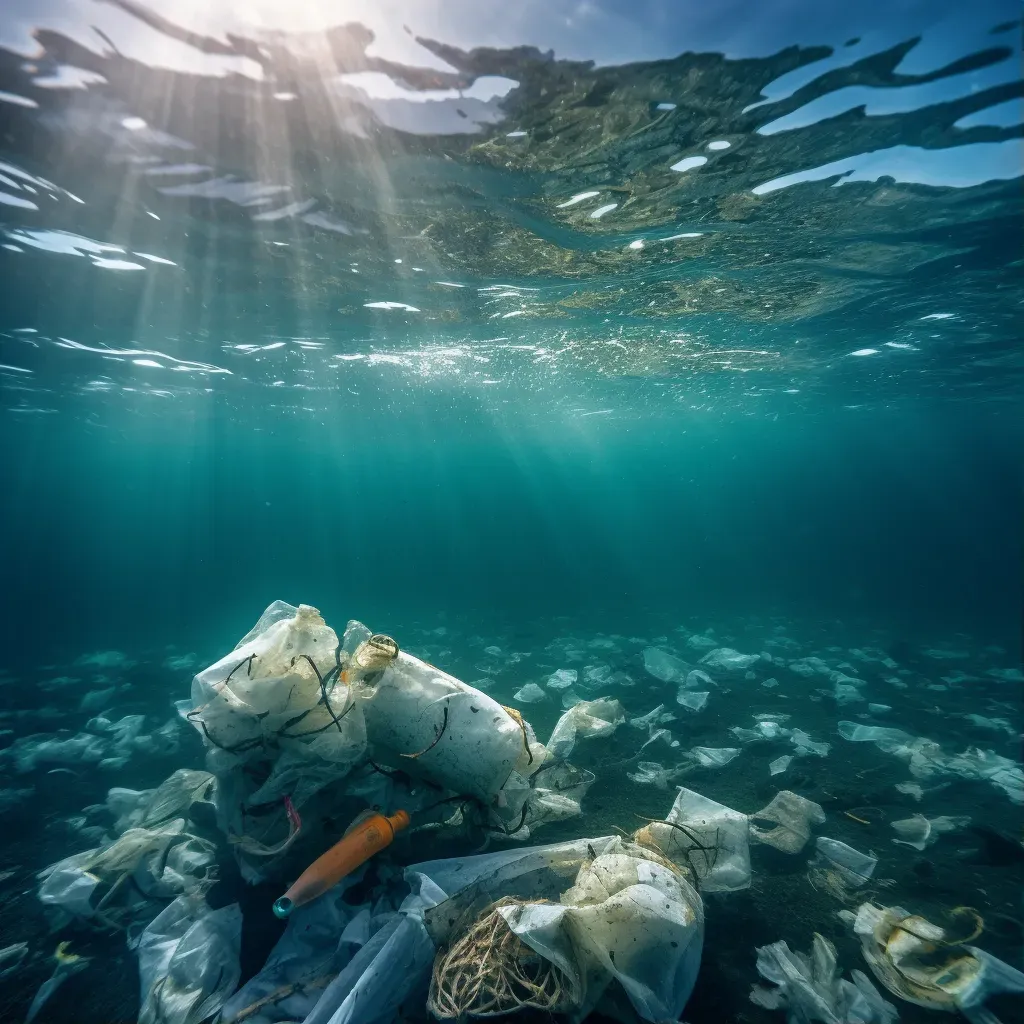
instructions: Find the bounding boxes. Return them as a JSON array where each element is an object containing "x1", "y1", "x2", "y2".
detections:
[
  {"x1": 750, "y1": 933, "x2": 898, "y2": 1023},
  {"x1": 138, "y1": 894, "x2": 242, "y2": 1024},
  {"x1": 546, "y1": 698, "x2": 625, "y2": 760},
  {"x1": 633, "y1": 786, "x2": 750, "y2": 891},
  {"x1": 184, "y1": 604, "x2": 367, "y2": 880},
  {"x1": 38, "y1": 818, "x2": 218, "y2": 928},
  {"x1": 448, "y1": 843, "x2": 702, "y2": 1024},
  {"x1": 187, "y1": 604, "x2": 365, "y2": 791},
  {"x1": 749, "y1": 791, "x2": 826, "y2": 854},
  {"x1": 106, "y1": 769, "x2": 216, "y2": 834}
]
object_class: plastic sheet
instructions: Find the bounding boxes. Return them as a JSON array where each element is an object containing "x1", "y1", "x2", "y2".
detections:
[
  {"x1": 627, "y1": 761, "x2": 688, "y2": 789},
  {"x1": 512, "y1": 683, "x2": 547, "y2": 703},
  {"x1": 38, "y1": 811, "x2": 218, "y2": 931},
  {"x1": 812, "y1": 838, "x2": 877, "y2": 886},
  {"x1": 496, "y1": 838, "x2": 704, "y2": 1023},
  {"x1": 642, "y1": 648, "x2": 689, "y2": 683},
  {"x1": 676, "y1": 690, "x2": 709, "y2": 712},
  {"x1": 699, "y1": 648, "x2": 759, "y2": 672},
  {"x1": 546, "y1": 669, "x2": 577, "y2": 691},
  {"x1": 137, "y1": 894, "x2": 241, "y2": 1024},
  {"x1": 688, "y1": 746, "x2": 741, "y2": 767}
]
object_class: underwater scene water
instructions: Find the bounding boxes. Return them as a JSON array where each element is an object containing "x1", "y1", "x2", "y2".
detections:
[{"x1": 0, "y1": 1, "x2": 1022, "y2": 1022}]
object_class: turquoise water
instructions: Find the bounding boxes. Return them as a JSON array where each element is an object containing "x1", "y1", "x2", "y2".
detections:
[{"x1": 0, "y1": 1, "x2": 1021, "y2": 1022}]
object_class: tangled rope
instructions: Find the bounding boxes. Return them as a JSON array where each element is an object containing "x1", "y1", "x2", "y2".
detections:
[{"x1": 428, "y1": 898, "x2": 576, "y2": 1019}]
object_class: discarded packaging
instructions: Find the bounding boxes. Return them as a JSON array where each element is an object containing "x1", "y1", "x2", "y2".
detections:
[{"x1": 847, "y1": 902, "x2": 1024, "y2": 1022}]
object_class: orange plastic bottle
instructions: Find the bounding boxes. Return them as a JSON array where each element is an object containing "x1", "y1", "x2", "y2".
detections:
[{"x1": 272, "y1": 809, "x2": 410, "y2": 918}]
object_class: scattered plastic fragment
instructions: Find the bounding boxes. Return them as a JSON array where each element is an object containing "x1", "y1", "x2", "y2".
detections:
[
  {"x1": 890, "y1": 813, "x2": 969, "y2": 851},
  {"x1": 547, "y1": 698, "x2": 624, "y2": 760},
  {"x1": 791, "y1": 728, "x2": 831, "y2": 758},
  {"x1": 676, "y1": 690, "x2": 709, "y2": 712},
  {"x1": 699, "y1": 648, "x2": 759, "y2": 672},
  {"x1": 895, "y1": 782, "x2": 924, "y2": 801},
  {"x1": 686, "y1": 634, "x2": 718, "y2": 651},
  {"x1": 750, "y1": 932, "x2": 898, "y2": 1024},
  {"x1": 627, "y1": 761, "x2": 689, "y2": 789},
  {"x1": 0, "y1": 941, "x2": 27, "y2": 979},
  {"x1": 628, "y1": 704, "x2": 666, "y2": 729},
  {"x1": 642, "y1": 647, "x2": 689, "y2": 683},
  {"x1": 512, "y1": 682, "x2": 547, "y2": 703},
  {"x1": 750, "y1": 791, "x2": 825, "y2": 854},
  {"x1": 546, "y1": 668, "x2": 577, "y2": 691},
  {"x1": 635, "y1": 786, "x2": 750, "y2": 891},
  {"x1": 688, "y1": 746, "x2": 741, "y2": 767},
  {"x1": 812, "y1": 838, "x2": 877, "y2": 886},
  {"x1": 788, "y1": 657, "x2": 832, "y2": 678},
  {"x1": 137, "y1": 894, "x2": 242, "y2": 1024}
]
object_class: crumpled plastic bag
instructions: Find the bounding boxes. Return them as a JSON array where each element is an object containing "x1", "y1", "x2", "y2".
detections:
[
  {"x1": 811, "y1": 838, "x2": 877, "y2": 887},
  {"x1": 182, "y1": 603, "x2": 367, "y2": 881},
  {"x1": 137, "y1": 893, "x2": 241, "y2": 1024},
  {"x1": 750, "y1": 791, "x2": 826, "y2": 854},
  {"x1": 627, "y1": 761, "x2": 690, "y2": 789},
  {"x1": 495, "y1": 838, "x2": 704, "y2": 1023},
  {"x1": 106, "y1": 769, "x2": 216, "y2": 834},
  {"x1": 750, "y1": 933, "x2": 898, "y2": 1023},
  {"x1": 37, "y1": 818, "x2": 217, "y2": 930},
  {"x1": 546, "y1": 698, "x2": 625, "y2": 760},
  {"x1": 632, "y1": 786, "x2": 750, "y2": 891}
]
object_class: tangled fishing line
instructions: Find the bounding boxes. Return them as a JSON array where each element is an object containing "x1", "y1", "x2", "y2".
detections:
[{"x1": 428, "y1": 898, "x2": 577, "y2": 1019}]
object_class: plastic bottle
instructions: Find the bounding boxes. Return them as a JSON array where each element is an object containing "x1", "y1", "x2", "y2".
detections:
[{"x1": 272, "y1": 809, "x2": 410, "y2": 918}]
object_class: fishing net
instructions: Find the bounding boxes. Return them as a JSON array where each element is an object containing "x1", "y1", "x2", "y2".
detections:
[{"x1": 428, "y1": 898, "x2": 576, "y2": 1019}]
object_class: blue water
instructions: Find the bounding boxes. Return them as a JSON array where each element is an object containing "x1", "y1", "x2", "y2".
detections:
[{"x1": 0, "y1": 1, "x2": 1021, "y2": 1022}]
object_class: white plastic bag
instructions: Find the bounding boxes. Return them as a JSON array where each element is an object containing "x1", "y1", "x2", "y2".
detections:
[
  {"x1": 634, "y1": 786, "x2": 751, "y2": 892},
  {"x1": 546, "y1": 698, "x2": 625, "y2": 760},
  {"x1": 185, "y1": 604, "x2": 367, "y2": 879},
  {"x1": 137, "y1": 894, "x2": 241, "y2": 1024},
  {"x1": 498, "y1": 838, "x2": 704, "y2": 1023},
  {"x1": 750, "y1": 933, "x2": 898, "y2": 1023},
  {"x1": 354, "y1": 628, "x2": 530, "y2": 803},
  {"x1": 749, "y1": 791, "x2": 826, "y2": 854}
]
